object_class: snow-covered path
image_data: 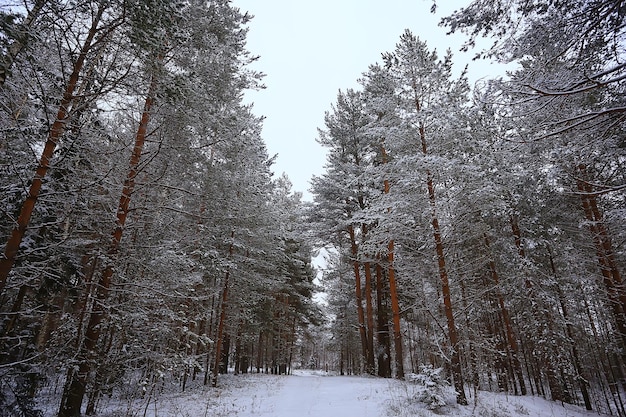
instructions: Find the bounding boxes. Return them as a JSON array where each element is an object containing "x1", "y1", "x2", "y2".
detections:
[
  {"x1": 67, "y1": 370, "x2": 610, "y2": 417},
  {"x1": 242, "y1": 371, "x2": 387, "y2": 416},
  {"x1": 189, "y1": 370, "x2": 607, "y2": 417}
]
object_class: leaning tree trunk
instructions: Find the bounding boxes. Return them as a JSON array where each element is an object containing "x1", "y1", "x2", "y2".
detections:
[
  {"x1": 57, "y1": 67, "x2": 159, "y2": 417},
  {"x1": 0, "y1": 5, "x2": 106, "y2": 293}
]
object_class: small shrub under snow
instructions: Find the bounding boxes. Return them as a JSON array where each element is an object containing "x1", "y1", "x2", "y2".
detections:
[{"x1": 406, "y1": 365, "x2": 448, "y2": 410}]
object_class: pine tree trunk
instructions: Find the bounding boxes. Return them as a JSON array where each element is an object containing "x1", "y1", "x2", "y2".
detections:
[
  {"x1": 57, "y1": 66, "x2": 158, "y2": 417},
  {"x1": 35, "y1": 292, "x2": 65, "y2": 350},
  {"x1": 362, "y1": 250, "x2": 376, "y2": 374},
  {"x1": 386, "y1": 240, "x2": 405, "y2": 379},
  {"x1": 460, "y1": 278, "x2": 479, "y2": 398},
  {"x1": 418, "y1": 122, "x2": 466, "y2": 405},
  {"x1": 256, "y1": 331, "x2": 263, "y2": 374},
  {"x1": 234, "y1": 328, "x2": 242, "y2": 375},
  {"x1": 375, "y1": 262, "x2": 392, "y2": 378},
  {"x1": 0, "y1": 0, "x2": 46, "y2": 86},
  {"x1": 347, "y1": 224, "x2": 369, "y2": 372},
  {"x1": 484, "y1": 233, "x2": 526, "y2": 395},
  {"x1": 340, "y1": 336, "x2": 345, "y2": 376},
  {"x1": 204, "y1": 286, "x2": 218, "y2": 385},
  {"x1": 219, "y1": 334, "x2": 230, "y2": 375},
  {"x1": 212, "y1": 231, "x2": 235, "y2": 387},
  {"x1": 509, "y1": 215, "x2": 564, "y2": 402},
  {"x1": 548, "y1": 247, "x2": 592, "y2": 410},
  {"x1": 577, "y1": 164, "x2": 626, "y2": 357},
  {"x1": 0, "y1": 5, "x2": 105, "y2": 293},
  {"x1": 379, "y1": 145, "x2": 404, "y2": 379},
  {"x1": 287, "y1": 315, "x2": 296, "y2": 375},
  {"x1": 510, "y1": 215, "x2": 527, "y2": 260},
  {"x1": 0, "y1": 284, "x2": 28, "y2": 337}
]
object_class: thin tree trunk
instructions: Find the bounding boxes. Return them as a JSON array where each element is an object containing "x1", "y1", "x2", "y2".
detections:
[
  {"x1": 547, "y1": 247, "x2": 592, "y2": 410},
  {"x1": 386, "y1": 240, "x2": 404, "y2": 379},
  {"x1": 510, "y1": 215, "x2": 527, "y2": 260},
  {"x1": 577, "y1": 164, "x2": 626, "y2": 356},
  {"x1": 0, "y1": 284, "x2": 28, "y2": 337},
  {"x1": 57, "y1": 65, "x2": 159, "y2": 417},
  {"x1": 288, "y1": 315, "x2": 296, "y2": 375},
  {"x1": 375, "y1": 262, "x2": 392, "y2": 378},
  {"x1": 380, "y1": 145, "x2": 404, "y2": 379},
  {"x1": 204, "y1": 283, "x2": 218, "y2": 385},
  {"x1": 219, "y1": 334, "x2": 230, "y2": 374},
  {"x1": 0, "y1": 0, "x2": 46, "y2": 86},
  {"x1": 35, "y1": 291, "x2": 65, "y2": 350},
  {"x1": 212, "y1": 230, "x2": 235, "y2": 387},
  {"x1": 347, "y1": 224, "x2": 369, "y2": 372},
  {"x1": 509, "y1": 215, "x2": 564, "y2": 402},
  {"x1": 484, "y1": 233, "x2": 526, "y2": 395},
  {"x1": 361, "y1": 225, "x2": 376, "y2": 374},
  {"x1": 460, "y1": 277, "x2": 479, "y2": 401},
  {"x1": 234, "y1": 325, "x2": 242, "y2": 375},
  {"x1": 256, "y1": 331, "x2": 263, "y2": 373},
  {"x1": 363, "y1": 261, "x2": 375, "y2": 374},
  {"x1": 340, "y1": 331, "x2": 345, "y2": 376},
  {"x1": 0, "y1": 4, "x2": 106, "y2": 293},
  {"x1": 418, "y1": 121, "x2": 467, "y2": 404}
]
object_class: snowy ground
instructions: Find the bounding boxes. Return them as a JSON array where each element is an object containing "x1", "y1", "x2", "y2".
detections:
[{"x1": 40, "y1": 370, "x2": 609, "y2": 417}]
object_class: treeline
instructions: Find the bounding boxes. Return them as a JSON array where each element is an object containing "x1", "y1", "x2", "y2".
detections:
[
  {"x1": 310, "y1": 0, "x2": 625, "y2": 414},
  {"x1": 0, "y1": 1, "x2": 320, "y2": 416}
]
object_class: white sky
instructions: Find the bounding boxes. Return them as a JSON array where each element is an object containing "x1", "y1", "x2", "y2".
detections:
[{"x1": 233, "y1": 1, "x2": 497, "y2": 200}]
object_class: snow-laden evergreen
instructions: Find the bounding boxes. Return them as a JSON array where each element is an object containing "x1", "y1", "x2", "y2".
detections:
[{"x1": 0, "y1": 0, "x2": 624, "y2": 416}]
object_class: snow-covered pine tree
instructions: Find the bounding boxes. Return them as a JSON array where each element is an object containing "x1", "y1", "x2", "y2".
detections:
[
  {"x1": 310, "y1": 88, "x2": 379, "y2": 375},
  {"x1": 372, "y1": 30, "x2": 470, "y2": 405}
]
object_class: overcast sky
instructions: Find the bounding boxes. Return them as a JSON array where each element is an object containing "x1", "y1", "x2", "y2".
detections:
[{"x1": 233, "y1": 1, "x2": 496, "y2": 200}]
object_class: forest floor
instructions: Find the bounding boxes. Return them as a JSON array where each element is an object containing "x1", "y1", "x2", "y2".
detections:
[{"x1": 39, "y1": 370, "x2": 609, "y2": 417}]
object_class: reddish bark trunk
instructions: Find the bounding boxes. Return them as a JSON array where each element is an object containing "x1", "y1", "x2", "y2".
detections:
[
  {"x1": 57, "y1": 66, "x2": 158, "y2": 417},
  {"x1": 484, "y1": 233, "x2": 527, "y2": 395},
  {"x1": 381, "y1": 146, "x2": 404, "y2": 379},
  {"x1": 0, "y1": 5, "x2": 105, "y2": 293},
  {"x1": 419, "y1": 122, "x2": 467, "y2": 404},
  {"x1": 576, "y1": 164, "x2": 626, "y2": 357}
]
